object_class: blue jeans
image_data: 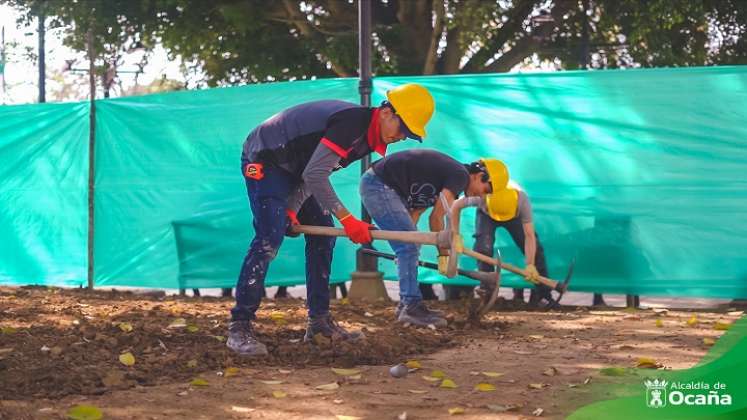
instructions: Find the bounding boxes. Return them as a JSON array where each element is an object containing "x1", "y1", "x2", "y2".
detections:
[
  {"x1": 360, "y1": 170, "x2": 422, "y2": 305},
  {"x1": 231, "y1": 163, "x2": 335, "y2": 321}
]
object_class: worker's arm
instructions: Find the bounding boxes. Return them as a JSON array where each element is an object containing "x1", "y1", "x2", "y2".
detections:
[
  {"x1": 410, "y1": 208, "x2": 426, "y2": 225},
  {"x1": 523, "y1": 222, "x2": 537, "y2": 266},
  {"x1": 429, "y1": 188, "x2": 456, "y2": 233}
]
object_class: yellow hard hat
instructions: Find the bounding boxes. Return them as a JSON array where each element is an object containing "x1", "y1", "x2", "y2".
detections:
[
  {"x1": 481, "y1": 158, "x2": 518, "y2": 221},
  {"x1": 386, "y1": 83, "x2": 435, "y2": 140},
  {"x1": 480, "y1": 158, "x2": 509, "y2": 190}
]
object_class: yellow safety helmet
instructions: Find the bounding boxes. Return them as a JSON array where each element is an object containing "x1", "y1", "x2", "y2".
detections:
[
  {"x1": 481, "y1": 158, "x2": 518, "y2": 222},
  {"x1": 386, "y1": 83, "x2": 435, "y2": 140}
]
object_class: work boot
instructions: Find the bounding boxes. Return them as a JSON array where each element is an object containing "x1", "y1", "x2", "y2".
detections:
[
  {"x1": 303, "y1": 313, "x2": 365, "y2": 343},
  {"x1": 397, "y1": 301, "x2": 447, "y2": 327},
  {"x1": 227, "y1": 320, "x2": 268, "y2": 356},
  {"x1": 395, "y1": 301, "x2": 444, "y2": 319}
]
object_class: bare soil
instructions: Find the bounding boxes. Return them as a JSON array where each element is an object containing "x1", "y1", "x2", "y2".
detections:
[{"x1": 0, "y1": 286, "x2": 740, "y2": 419}]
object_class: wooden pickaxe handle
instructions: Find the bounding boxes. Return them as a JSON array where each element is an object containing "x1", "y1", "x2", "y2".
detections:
[
  {"x1": 291, "y1": 225, "x2": 439, "y2": 245},
  {"x1": 461, "y1": 247, "x2": 559, "y2": 289}
]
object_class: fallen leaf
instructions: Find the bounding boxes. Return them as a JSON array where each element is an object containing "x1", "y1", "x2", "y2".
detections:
[
  {"x1": 727, "y1": 311, "x2": 744, "y2": 317},
  {"x1": 448, "y1": 407, "x2": 464, "y2": 415},
  {"x1": 422, "y1": 376, "x2": 441, "y2": 382},
  {"x1": 714, "y1": 321, "x2": 731, "y2": 331},
  {"x1": 528, "y1": 335, "x2": 544, "y2": 340},
  {"x1": 168, "y1": 318, "x2": 187, "y2": 329},
  {"x1": 405, "y1": 360, "x2": 422, "y2": 369},
  {"x1": 231, "y1": 406, "x2": 254, "y2": 413},
  {"x1": 636, "y1": 357, "x2": 660, "y2": 369},
  {"x1": 339, "y1": 298, "x2": 350, "y2": 305},
  {"x1": 0, "y1": 326, "x2": 17, "y2": 335},
  {"x1": 655, "y1": 319, "x2": 664, "y2": 328},
  {"x1": 513, "y1": 350, "x2": 533, "y2": 355},
  {"x1": 335, "y1": 416, "x2": 361, "y2": 420},
  {"x1": 651, "y1": 308, "x2": 669, "y2": 315},
  {"x1": 66, "y1": 404, "x2": 103, "y2": 420},
  {"x1": 440, "y1": 379, "x2": 457, "y2": 389},
  {"x1": 278, "y1": 369, "x2": 292, "y2": 374},
  {"x1": 117, "y1": 322, "x2": 133, "y2": 333},
  {"x1": 270, "y1": 311, "x2": 286, "y2": 320},
  {"x1": 260, "y1": 380, "x2": 284, "y2": 385},
  {"x1": 315, "y1": 382, "x2": 340, "y2": 390},
  {"x1": 474, "y1": 383, "x2": 496, "y2": 392},
  {"x1": 397, "y1": 412, "x2": 407, "y2": 420},
  {"x1": 533, "y1": 407, "x2": 544, "y2": 416},
  {"x1": 212, "y1": 335, "x2": 226, "y2": 342},
  {"x1": 224, "y1": 367, "x2": 240, "y2": 377},
  {"x1": 599, "y1": 367, "x2": 627, "y2": 376},
  {"x1": 101, "y1": 370, "x2": 126, "y2": 388},
  {"x1": 542, "y1": 367, "x2": 557, "y2": 376},
  {"x1": 703, "y1": 337, "x2": 716, "y2": 346},
  {"x1": 584, "y1": 377, "x2": 592, "y2": 384},
  {"x1": 186, "y1": 325, "x2": 199, "y2": 333},
  {"x1": 486, "y1": 404, "x2": 517, "y2": 412},
  {"x1": 430, "y1": 370, "x2": 446, "y2": 378},
  {"x1": 272, "y1": 390, "x2": 287, "y2": 398},
  {"x1": 481, "y1": 371, "x2": 504, "y2": 378},
  {"x1": 118, "y1": 352, "x2": 135, "y2": 367},
  {"x1": 469, "y1": 371, "x2": 480, "y2": 376},
  {"x1": 50, "y1": 346, "x2": 63, "y2": 356},
  {"x1": 686, "y1": 315, "x2": 698, "y2": 327},
  {"x1": 331, "y1": 368, "x2": 361, "y2": 376},
  {"x1": 364, "y1": 312, "x2": 374, "y2": 317},
  {"x1": 348, "y1": 374, "x2": 362, "y2": 380},
  {"x1": 190, "y1": 378, "x2": 209, "y2": 387},
  {"x1": 408, "y1": 389, "x2": 428, "y2": 394},
  {"x1": 186, "y1": 359, "x2": 198, "y2": 368},
  {"x1": 528, "y1": 383, "x2": 546, "y2": 389}
]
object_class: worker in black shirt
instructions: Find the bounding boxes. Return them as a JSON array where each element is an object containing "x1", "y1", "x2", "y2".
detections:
[
  {"x1": 229, "y1": 84, "x2": 435, "y2": 356},
  {"x1": 360, "y1": 149, "x2": 492, "y2": 327}
]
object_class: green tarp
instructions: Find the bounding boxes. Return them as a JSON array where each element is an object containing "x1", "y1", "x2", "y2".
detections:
[{"x1": 1, "y1": 66, "x2": 746, "y2": 297}]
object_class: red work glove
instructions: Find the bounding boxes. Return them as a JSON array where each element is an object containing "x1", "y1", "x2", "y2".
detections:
[
  {"x1": 285, "y1": 209, "x2": 300, "y2": 237},
  {"x1": 339, "y1": 214, "x2": 374, "y2": 244}
]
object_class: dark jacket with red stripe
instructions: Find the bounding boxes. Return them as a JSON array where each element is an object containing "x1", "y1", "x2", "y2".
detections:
[{"x1": 241, "y1": 100, "x2": 379, "y2": 213}]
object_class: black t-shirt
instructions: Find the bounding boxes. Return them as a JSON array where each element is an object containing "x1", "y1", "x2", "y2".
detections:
[{"x1": 371, "y1": 149, "x2": 470, "y2": 209}]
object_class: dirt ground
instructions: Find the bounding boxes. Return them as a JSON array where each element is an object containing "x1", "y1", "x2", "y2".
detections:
[{"x1": 0, "y1": 286, "x2": 742, "y2": 419}]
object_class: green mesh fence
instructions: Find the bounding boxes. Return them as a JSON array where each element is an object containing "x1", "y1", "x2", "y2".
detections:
[{"x1": 1, "y1": 66, "x2": 746, "y2": 297}]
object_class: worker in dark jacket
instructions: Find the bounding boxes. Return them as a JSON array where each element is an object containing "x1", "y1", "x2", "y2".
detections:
[
  {"x1": 228, "y1": 84, "x2": 436, "y2": 356},
  {"x1": 360, "y1": 149, "x2": 492, "y2": 327}
]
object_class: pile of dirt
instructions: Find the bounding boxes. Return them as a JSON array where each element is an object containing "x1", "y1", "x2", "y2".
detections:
[{"x1": 0, "y1": 286, "x2": 468, "y2": 400}]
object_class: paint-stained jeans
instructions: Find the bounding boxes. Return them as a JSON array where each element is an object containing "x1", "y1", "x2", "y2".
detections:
[
  {"x1": 231, "y1": 163, "x2": 335, "y2": 321},
  {"x1": 360, "y1": 170, "x2": 422, "y2": 305}
]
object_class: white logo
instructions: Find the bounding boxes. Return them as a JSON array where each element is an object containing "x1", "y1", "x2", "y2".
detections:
[{"x1": 644, "y1": 379, "x2": 668, "y2": 408}]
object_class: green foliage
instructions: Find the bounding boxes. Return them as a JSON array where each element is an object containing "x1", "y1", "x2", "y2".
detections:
[{"x1": 2, "y1": 0, "x2": 745, "y2": 86}]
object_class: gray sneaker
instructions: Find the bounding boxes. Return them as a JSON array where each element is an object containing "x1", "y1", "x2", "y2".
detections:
[
  {"x1": 397, "y1": 301, "x2": 447, "y2": 327},
  {"x1": 395, "y1": 301, "x2": 444, "y2": 319},
  {"x1": 227, "y1": 320, "x2": 268, "y2": 356},
  {"x1": 303, "y1": 313, "x2": 365, "y2": 343}
]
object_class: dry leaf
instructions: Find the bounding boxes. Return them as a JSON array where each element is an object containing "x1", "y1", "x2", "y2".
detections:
[
  {"x1": 101, "y1": 370, "x2": 125, "y2": 388},
  {"x1": 486, "y1": 404, "x2": 517, "y2": 412},
  {"x1": 272, "y1": 390, "x2": 287, "y2": 398},
  {"x1": 474, "y1": 383, "x2": 496, "y2": 392},
  {"x1": 66, "y1": 404, "x2": 103, "y2": 420},
  {"x1": 278, "y1": 369, "x2": 292, "y2": 374},
  {"x1": 686, "y1": 315, "x2": 698, "y2": 327},
  {"x1": 440, "y1": 379, "x2": 457, "y2": 389},
  {"x1": 331, "y1": 368, "x2": 361, "y2": 376},
  {"x1": 528, "y1": 335, "x2": 544, "y2": 340},
  {"x1": 481, "y1": 371, "x2": 504, "y2": 378},
  {"x1": 635, "y1": 357, "x2": 660, "y2": 369},
  {"x1": 430, "y1": 370, "x2": 446, "y2": 378},
  {"x1": 186, "y1": 325, "x2": 199, "y2": 333},
  {"x1": 190, "y1": 378, "x2": 209, "y2": 387},
  {"x1": 315, "y1": 382, "x2": 340, "y2": 390},
  {"x1": 655, "y1": 319, "x2": 663, "y2": 328},
  {"x1": 333, "y1": 399, "x2": 344, "y2": 404},
  {"x1": 335, "y1": 416, "x2": 361, "y2": 420},
  {"x1": 703, "y1": 337, "x2": 716, "y2": 346},
  {"x1": 117, "y1": 322, "x2": 133, "y2": 333},
  {"x1": 212, "y1": 335, "x2": 226, "y2": 342},
  {"x1": 348, "y1": 374, "x2": 362, "y2": 380},
  {"x1": 339, "y1": 298, "x2": 350, "y2": 305},
  {"x1": 533, "y1": 407, "x2": 544, "y2": 416},
  {"x1": 528, "y1": 383, "x2": 546, "y2": 389},
  {"x1": 422, "y1": 376, "x2": 441, "y2": 382},
  {"x1": 405, "y1": 360, "x2": 422, "y2": 369},
  {"x1": 651, "y1": 308, "x2": 669, "y2": 315},
  {"x1": 224, "y1": 367, "x2": 240, "y2": 377},
  {"x1": 542, "y1": 367, "x2": 557, "y2": 376},
  {"x1": 168, "y1": 318, "x2": 187, "y2": 329},
  {"x1": 231, "y1": 406, "x2": 254, "y2": 413},
  {"x1": 398, "y1": 412, "x2": 407, "y2": 420},
  {"x1": 0, "y1": 326, "x2": 17, "y2": 335},
  {"x1": 448, "y1": 407, "x2": 464, "y2": 415},
  {"x1": 599, "y1": 367, "x2": 627, "y2": 376},
  {"x1": 408, "y1": 389, "x2": 428, "y2": 394},
  {"x1": 186, "y1": 359, "x2": 198, "y2": 368},
  {"x1": 260, "y1": 380, "x2": 284, "y2": 385},
  {"x1": 469, "y1": 371, "x2": 480, "y2": 376},
  {"x1": 118, "y1": 352, "x2": 135, "y2": 367},
  {"x1": 714, "y1": 321, "x2": 731, "y2": 331},
  {"x1": 364, "y1": 312, "x2": 374, "y2": 317}
]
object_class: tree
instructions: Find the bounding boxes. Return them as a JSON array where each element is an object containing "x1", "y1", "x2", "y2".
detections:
[{"x1": 3, "y1": 0, "x2": 746, "y2": 88}]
